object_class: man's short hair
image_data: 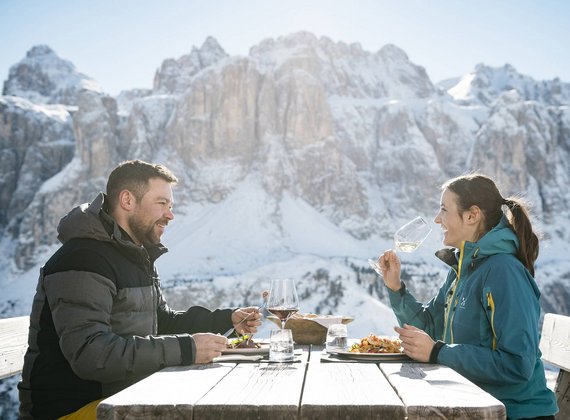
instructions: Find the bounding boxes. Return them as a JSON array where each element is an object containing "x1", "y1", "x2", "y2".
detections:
[{"x1": 106, "y1": 160, "x2": 178, "y2": 210}]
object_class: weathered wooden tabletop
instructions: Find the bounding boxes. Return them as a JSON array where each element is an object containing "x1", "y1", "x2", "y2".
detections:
[{"x1": 97, "y1": 345, "x2": 506, "y2": 420}]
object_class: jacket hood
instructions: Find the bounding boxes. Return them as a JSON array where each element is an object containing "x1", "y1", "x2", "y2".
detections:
[
  {"x1": 57, "y1": 192, "x2": 168, "y2": 260},
  {"x1": 57, "y1": 193, "x2": 113, "y2": 244},
  {"x1": 472, "y1": 215, "x2": 519, "y2": 258}
]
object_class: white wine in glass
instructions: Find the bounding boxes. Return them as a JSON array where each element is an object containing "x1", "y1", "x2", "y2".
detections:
[
  {"x1": 393, "y1": 216, "x2": 432, "y2": 252},
  {"x1": 368, "y1": 216, "x2": 432, "y2": 274}
]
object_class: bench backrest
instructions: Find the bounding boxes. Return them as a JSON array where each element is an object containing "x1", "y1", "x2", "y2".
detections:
[
  {"x1": 540, "y1": 313, "x2": 570, "y2": 371},
  {"x1": 0, "y1": 316, "x2": 29, "y2": 380},
  {"x1": 539, "y1": 312, "x2": 570, "y2": 419}
]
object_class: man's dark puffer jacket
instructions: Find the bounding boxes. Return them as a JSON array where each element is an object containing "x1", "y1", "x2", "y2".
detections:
[{"x1": 18, "y1": 193, "x2": 233, "y2": 419}]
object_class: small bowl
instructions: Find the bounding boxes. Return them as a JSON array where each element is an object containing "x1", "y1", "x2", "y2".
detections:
[{"x1": 267, "y1": 314, "x2": 354, "y2": 345}]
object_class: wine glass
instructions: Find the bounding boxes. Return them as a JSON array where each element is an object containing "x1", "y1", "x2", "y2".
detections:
[
  {"x1": 267, "y1": 278, "x2": 300, "y2": 330},
  {"x1": 368, "y1": 216, "x2": 432, "y2": 274}
]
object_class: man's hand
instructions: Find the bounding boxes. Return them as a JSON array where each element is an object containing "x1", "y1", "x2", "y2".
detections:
[
  {"x1": 193, "y1": 333, "x2": 227, "y2": 364},
  {"x1": 231, "y1": 307, "x2": 262, "y2": 335},
  {"x1": 394, "y1": 324, "x2": 435, "y2": 362}
]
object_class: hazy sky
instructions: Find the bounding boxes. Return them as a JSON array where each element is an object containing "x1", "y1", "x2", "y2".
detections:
[{"x1": 1, "y1": 0, "x2": 568, "y2": 96}]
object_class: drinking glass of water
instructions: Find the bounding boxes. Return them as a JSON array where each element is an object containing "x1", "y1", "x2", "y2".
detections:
[{"x1": 326, "y1": 324, "x2": 348, "y2": 353}]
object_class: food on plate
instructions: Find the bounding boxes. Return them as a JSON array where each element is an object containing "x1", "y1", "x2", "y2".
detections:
[
  {"x1": 349, "y1": 334, "x2": 403, "y2": 353},
  {"x1": 227, "y1": 335, "x2": 261, "y2": 349}
]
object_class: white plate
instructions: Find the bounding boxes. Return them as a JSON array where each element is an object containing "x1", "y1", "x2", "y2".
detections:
[
  {"x1": 330, "y1": 350, "x2": 410, "y2": 361},
  {"x1": 222, "y1": 344, "x2": 270, "y2": 355}
]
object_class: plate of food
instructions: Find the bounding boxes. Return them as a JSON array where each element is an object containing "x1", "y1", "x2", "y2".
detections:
[
  {"x1": 330, "y1": 334, "x2": 410, "y2": 361},
  {"x1": 223, "y1": 335, "x2": 269, "y2": 355}
]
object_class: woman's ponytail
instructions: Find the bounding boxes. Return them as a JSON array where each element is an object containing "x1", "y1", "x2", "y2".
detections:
[{"x1": 503, "y1": 197, "x2": 539, "y2": 276}]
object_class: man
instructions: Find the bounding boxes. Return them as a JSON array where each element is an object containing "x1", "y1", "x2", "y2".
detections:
[{"x1": 18, "y1": 160, "x2": 261, "y2": 419}]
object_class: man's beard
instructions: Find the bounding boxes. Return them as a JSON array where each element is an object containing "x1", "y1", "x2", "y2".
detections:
[{"x1": 128, "y1": 213, "x2": 166, "y2": 246}]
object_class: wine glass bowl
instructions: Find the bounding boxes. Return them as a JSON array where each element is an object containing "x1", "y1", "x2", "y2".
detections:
[
  {"x1": 368, "y1": 216, "x2": 432, "y2": 275},
  {"x1": 393, "y1": 216, "x2": 432, "y2": 252},
  {"x1": 267, "y1": 278, "x2": 300, "y2": 330}
]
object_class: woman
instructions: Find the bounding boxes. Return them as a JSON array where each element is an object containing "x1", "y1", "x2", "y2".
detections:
[{"x1": 378, "y1": 174, "x2": 558, "y2": 420}]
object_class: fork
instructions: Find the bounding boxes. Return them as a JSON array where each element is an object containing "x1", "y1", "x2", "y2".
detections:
[{"x1": 223, "y1": 300, "x2": 268, "y2": 338}]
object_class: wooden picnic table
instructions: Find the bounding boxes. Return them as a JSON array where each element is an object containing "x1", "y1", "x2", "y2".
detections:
[{"x1": 97, "y1": 345, "x2": 506, "y2": 420}]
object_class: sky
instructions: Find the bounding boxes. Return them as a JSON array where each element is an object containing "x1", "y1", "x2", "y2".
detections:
[{"x1": 1, "y1": 0, "x2": 569, "y2": 96}]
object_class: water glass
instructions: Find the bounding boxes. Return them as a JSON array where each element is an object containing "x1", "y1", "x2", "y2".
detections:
[
  {"x1": 269, "y1": 329, "x2": 294, "y2": 362},
  {"x1": 326, "y1": 324, "x2": 348, "y2": 353}
]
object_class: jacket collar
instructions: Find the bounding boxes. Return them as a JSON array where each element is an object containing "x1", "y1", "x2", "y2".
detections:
[{"x1": 435, "y1": 215, "x2": 518, "y2": 269}]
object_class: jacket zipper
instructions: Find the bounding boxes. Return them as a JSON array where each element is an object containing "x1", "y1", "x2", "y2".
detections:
[
  {"x1": 486, "y1": 291, "x2": 497, "y2": 350},
  {"x1": 143, "y1": 248, "x2": 158, "y2": 334},
  {"x1": 443, "y1": 241, "x2": 465, "y2": 343}
]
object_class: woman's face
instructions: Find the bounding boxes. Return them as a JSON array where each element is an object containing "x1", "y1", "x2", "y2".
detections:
[{"x1": 434, "y1": 189, "x2": 476, "y2": 248}]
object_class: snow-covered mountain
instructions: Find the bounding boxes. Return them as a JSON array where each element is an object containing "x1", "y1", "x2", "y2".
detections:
[
  {"x1": 2, "y1": 45, "x2": 102, "y2": 105},
  {"x1": 1, "y1": 32, "x2": 569, "y2": 334}
]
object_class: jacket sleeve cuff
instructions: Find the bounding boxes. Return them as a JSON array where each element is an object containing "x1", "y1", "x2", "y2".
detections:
[
  {"x1": 429, "y1": 340, "x2": 446, "y2": 364},
  {"x1": 386, "y1": 281, "x2": 406, "y2": 296},
  {"x1": 178, "y1": 335, "x2": 196, "y2": 365}
]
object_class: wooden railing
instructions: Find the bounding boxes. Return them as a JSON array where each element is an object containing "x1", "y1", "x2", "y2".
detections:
[
  {"x1": 0, "y1": 316, "x2": 29, "y2": 380},
  {"x1": 539, "y1": 313, "x2": 570, "y2": 419}
]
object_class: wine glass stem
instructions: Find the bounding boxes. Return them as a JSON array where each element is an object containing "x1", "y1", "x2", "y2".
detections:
[{"x1": 281, "y1": 320, "x2": 285, "y2": 330}]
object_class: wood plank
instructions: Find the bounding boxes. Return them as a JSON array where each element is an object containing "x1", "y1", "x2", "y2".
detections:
[
  {"x1": 540, "y1": 313, "x2": 570, "y2": 371},
  {"x1": 193, "y1": 360, "x2": 308, "y2": 420},
  {"x1": 97, "y1": 364, "x2": 235, "y2": 419},
  {"x1": 0, "y1": 316, "x2": 29, "y2": 379},
  {"x1": 300, "y1": 348, "x2": 405, "y2": 419},
  {"x1": 554, "y1": 370, "x2": 570, "y2": 420},
  {"x1": 380, "y1": 363, "x2": 506, "y2": 420}
]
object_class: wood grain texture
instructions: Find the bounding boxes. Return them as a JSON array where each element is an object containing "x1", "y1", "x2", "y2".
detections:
[
  {"x1": 98, "y1": 346, "x2": 508, "y2": 420},
  {"x1": 540, "y1": 313, "x2": 570, "y2": 371},
  {"x1": 0, "y1": 316, "x2": 29, "y2": 379},
  {"x1": 193, "y1": 361, "x2": 308, "y2": 420},
  {"x1": 300, "y1": 348, "x2": 405, "y2": 419},
  {"x1": 97, "y1": 364, "x2": 235, "y2": 419},
  {"x1": 554, "y1": 370, "x2": 569, "y2": 420},
  {"x1": 380, "y1": 363, "x2": 506, "y2": 420}
]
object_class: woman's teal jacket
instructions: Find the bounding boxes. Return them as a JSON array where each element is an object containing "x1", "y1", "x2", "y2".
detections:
[{"x1": 388, "y1": 216, "x2": 557, "y2": 419}]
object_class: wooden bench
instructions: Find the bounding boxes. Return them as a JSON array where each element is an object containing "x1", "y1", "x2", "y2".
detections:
[
  {"x1": 540, "y1": 313, "x2": 570, "y2": 419},
  {"x1": 0, "y1": 316, "x2": 29, "y2": 380}
]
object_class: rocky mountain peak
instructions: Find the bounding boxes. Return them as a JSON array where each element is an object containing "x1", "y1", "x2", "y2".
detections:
[
  {"x1": 2, "y1": 45, "x2": 102, "y2": 105},
  {"x1": 26, "y1": 44, "x2": 56, "y2": 58},
  {"x1": 377, "y1": 43, "x2": 409, "y2": 62},
  {"x1": 152, "y1": 36, "x2": 228, "y2": 94},
  {"x1": 200, "y1": 36, "x2": 227, "y2": 59},
  {"x1": 447, "y1": 63, "x2": 570, "y2": 106}
]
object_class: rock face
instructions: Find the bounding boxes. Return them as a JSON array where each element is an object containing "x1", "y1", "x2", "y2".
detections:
[
  {"x1": 0, "y1": 96, "x2": 74, "y2": 227},
  {"x1": 1, "y1": 32, "x2": 569, "y2": 316}
]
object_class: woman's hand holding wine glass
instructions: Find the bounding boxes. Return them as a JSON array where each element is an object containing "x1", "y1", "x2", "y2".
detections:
[
  {"x1": 378, "y1": 250, "x2": 402, "y2": 291},
  {"x1": 368, "y1": 216, "x2": 432, "y2": 289}
]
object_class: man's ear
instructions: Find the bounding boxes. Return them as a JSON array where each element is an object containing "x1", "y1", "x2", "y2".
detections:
[
  {"x1": 118, "y1": 189, "x2": 136, "y2": 211},
  {"x1": 464, "y1": 205, "x2": 482, "y2": 225}
]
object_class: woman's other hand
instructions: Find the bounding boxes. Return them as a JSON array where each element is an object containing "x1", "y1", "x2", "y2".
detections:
[{"x1": 394, "y1": 324, "x2": 435, "y2": 362}]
